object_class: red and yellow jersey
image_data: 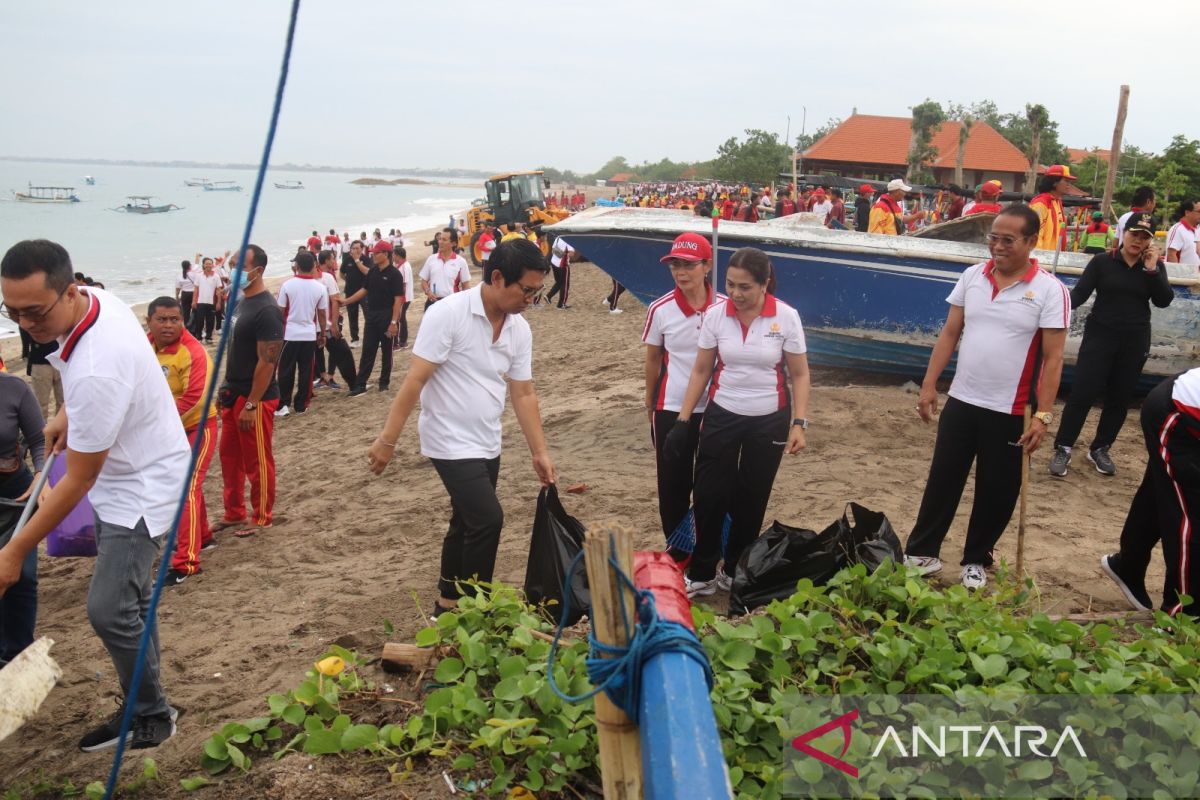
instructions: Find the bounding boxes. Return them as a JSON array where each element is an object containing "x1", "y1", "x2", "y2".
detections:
[
  {"x1": 868, "y1": 196, "x2": 902, "y2": 235},
  {"x1": 1030, "y1": 192, "x2": 1065, "y2": 251},
  {"x1": 152, "y1": 329, "x2": 216, "y2": 430}
]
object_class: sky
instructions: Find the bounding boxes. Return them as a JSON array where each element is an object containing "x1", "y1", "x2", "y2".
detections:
[{"x1": 0, "y1": 1, "x2": 1188, "y2": 175}]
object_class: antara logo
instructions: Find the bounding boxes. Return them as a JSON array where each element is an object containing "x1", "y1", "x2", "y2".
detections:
[{"x1": 791, "y1": 709, "x2": 859, "y2": 778}]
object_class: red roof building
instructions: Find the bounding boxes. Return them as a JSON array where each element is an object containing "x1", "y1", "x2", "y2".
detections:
[
  {"x1": 801, "y1": 114, "x2": 1032, "y2": 191},
  {"x1": 1066, "y1": 147, "x2": 1112, "y2": 165}
]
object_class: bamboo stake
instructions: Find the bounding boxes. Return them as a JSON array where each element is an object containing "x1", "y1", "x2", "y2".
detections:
[
  {"x1": 0, "y1": 637, "x2": 62, "y2": 743},
  {"x1": 1016, "y1": 406, "x2": 1032, "y2": 576},
  {"x1": 1101, "y1": 85, "x2": 1129, "y2": 220},
  {"x1": 583, "y1": 522, "x2": 642, "y2": 800}
]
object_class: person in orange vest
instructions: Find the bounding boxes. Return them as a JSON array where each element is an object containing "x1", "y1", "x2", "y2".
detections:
[
  {"x1": 868, "y1": 179, "x2": 925, "y2": 235},
  {"x1": 1030, "y1": 165, "x2": 1076, "y2": 251},
  {"x1": 964, "y1": 181, "x2": 1003, "y2": 216}
]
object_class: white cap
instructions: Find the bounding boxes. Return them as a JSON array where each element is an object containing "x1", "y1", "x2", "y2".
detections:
[{"x1": 887, "y1": 178, "x2": 913, "y2": 193}]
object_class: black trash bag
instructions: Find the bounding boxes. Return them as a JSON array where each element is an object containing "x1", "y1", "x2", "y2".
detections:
[
  {"x1": 729, "y1": 503, "x2": 902, "y2": 615},
  {"x1": 523, "y1": 485, "x2": 590, "y2": 626}
]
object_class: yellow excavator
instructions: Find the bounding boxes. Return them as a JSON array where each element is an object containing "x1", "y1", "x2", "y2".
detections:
[{"x1": 462, "y1": 170, "x2": 572, "y2": 266}]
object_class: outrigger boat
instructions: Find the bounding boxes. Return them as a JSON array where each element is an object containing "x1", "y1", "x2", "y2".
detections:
[
  {"x1": 13, "y1": 184, "x2": 80, "y2": 203},
  {"x1": 274, "y1": 180, "x2": 304, "y2": 190},
  {"x1": 184, "y1": 178, "x2": 211, "y2": 187},
  {"x1": 114, "y1": 196, "x2": 182, "y2": 214},
  {"x1": 546, "y1": 207, "x2": 1200, "y2": 391},
  {"x1": 203, "y1": 180, "x2": 242, "y2": 192}
]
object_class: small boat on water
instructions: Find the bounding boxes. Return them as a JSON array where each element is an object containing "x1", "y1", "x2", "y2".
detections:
[
  {"x1": 13, "y1": 184, "x2": 81, "y2": 203},
  {"x1": 113, "y1": 196, "x2": 182, "y2": 214},
  {"x1": 274, "y1": 180, "x2": 304, "y2": 190},
  {"x1": 203, "y1": 181, "x2": 243, "y2": 192},
  {"x1": 184, "y1": 178, "x2": 211, "y2": 187},
  {"x1": 83, "y1": 176, "x2": 95, "y2": 186},
  {"x1": 546, "y1": 207, "x2": 1200, "y2": 391}
]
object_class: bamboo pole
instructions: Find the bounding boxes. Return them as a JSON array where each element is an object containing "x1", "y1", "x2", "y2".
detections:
[
  {"x1": 1016, "y1": 406, "x2": 1032, "y2": 576},
  {"x1": 583, "y1": 522, "x2": 642, "y2": 800},
  {"x1": 0, "y1": 637, "x2": 62, "y2": 743},
  {"x1": 1101, "y1": 85, "x2": 1129, "y2": 219}
]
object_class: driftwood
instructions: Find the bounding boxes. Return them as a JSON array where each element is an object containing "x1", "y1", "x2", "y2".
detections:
[
  {"x1": 1045, "y1": 610, "x2": 1155, "y2": 624},
  {"x1": 380, "y1": 643, "x2": 436, "y2": 674},
  {"x1": 0, "y1": 637, "x2": 62, "y2": 742}
]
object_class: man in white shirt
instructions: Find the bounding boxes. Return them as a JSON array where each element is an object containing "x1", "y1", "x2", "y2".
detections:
[
  {"x1": 393, "y1": 245, "x2": 415, "y2": 350},
  {"x1": 275, "y1": 252, "x2": 328, "y2": 416},
  {"x1": 546, "y1": 236, "x2": 575, "y2": 309},
  {"x1": 419, "y1": 230, "x2": 471, "y2": 310},
  {"x1": 190, "y1": 257, "x2": 222, "y2": 342},
  {"x1": 367, "y1": 238, "x2": 556, "y2": 619},
  {"x1": 0, "y1": 239, "x2": 190, "y2": 750},
  {"x1": 809, "y1": 188, "x2": 833, "y2": 221},
  {"x1": 315, "y1": 250, "x2": 355, "y2": 389},
  {"x1": 1115, "y1": 186, "x2": 1156, "y2": 244},
  {"x1": 1166, "y1": 199, "x2": 1200, "y2": 275}
]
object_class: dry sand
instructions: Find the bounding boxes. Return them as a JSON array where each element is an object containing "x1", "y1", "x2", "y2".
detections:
[{"x1": 0, "y1": 241, "x2": 1161, "y2": 796}]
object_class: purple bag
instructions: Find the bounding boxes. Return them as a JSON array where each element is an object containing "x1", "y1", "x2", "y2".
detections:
[{"x1": 45, "y1": 456, "x2": 97, "y2": 557}]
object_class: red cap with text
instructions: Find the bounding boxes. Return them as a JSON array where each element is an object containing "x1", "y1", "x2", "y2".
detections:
[{"x1": 660, "y1": 232, "x2": 713, "y2": 263}]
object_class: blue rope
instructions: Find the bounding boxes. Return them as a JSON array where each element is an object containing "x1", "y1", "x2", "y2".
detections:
[
  {"x1": 101, "y1": 2, "x2": 301, "y2": 795},
  {"x1": 545, "y1": 541, "x2": 713, "y2": 723},
  {"x1": 663, "y1": 509, "x2": 730, "y2": 558}
]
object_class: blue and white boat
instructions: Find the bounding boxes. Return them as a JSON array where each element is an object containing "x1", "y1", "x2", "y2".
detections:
[{"x1": 546, "y1": 207, "x2": 1200, "y2": 389}]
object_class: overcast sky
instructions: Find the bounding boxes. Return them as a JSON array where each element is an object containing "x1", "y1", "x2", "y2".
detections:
[{"x1": 1, "y1": 1, "x2": 1186, "y2": 174}]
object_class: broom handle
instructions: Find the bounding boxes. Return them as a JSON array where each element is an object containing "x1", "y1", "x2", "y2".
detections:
[
  {"x1": 12, "y1": 450, "x2": 57, "y2": 535},
  {"x1": 1016, "y1": 407, "x2": 1031, "y2": 575}
]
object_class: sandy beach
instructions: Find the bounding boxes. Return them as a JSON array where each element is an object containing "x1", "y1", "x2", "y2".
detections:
[{"x1": 0, "y1": 229, "x2": 1162, "y2": 796}]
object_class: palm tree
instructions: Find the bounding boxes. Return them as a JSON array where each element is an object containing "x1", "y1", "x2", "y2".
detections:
[
  {"x1": 1025, "y1": 104, "x2": 1050, "y2": 190},
  {"x1": 954, "y1": 115, "x2": 975, "y2": 187}
]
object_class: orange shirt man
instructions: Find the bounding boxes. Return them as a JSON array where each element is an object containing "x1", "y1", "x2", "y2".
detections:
[{"x1": 1030, "y1": 165, "x2": 1076, "y2": 251}]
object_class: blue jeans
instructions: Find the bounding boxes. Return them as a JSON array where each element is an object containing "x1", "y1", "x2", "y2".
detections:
[
  {"x1": 0, "y1": 466, "x2": 36, "y2": 664},
  {"x1": 87, "y1": 515, "x2": 169, "y2": 716}
]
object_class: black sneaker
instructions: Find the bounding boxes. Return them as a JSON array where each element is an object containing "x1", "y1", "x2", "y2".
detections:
[
  {"x1": 347, "y1": 387, "x2": 367, "y2": 398},
  {"x1": 130, "y1": 709, "x2": 178, "y2": 749},
  {"x1": 1100, "y1": 553, "x2": 1153, "y2": 611},
  {"x1": 79, "y1": 709, "x2": 129, "y2": 752},
  {"x1": 378, "y1": 385, "x2": 389, "y2": 392},
  {"x1": 1048, "y1": 445, "x2": 1071, "y2": 478},
  {"x1": 163, "y1": 568, "x2": 199, "y2": 586},
  {"x1": 1088, "y1": 447, "x2": 1117, "y2": 476}
]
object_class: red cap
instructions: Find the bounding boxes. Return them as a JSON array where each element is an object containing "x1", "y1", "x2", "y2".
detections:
[
  {"x1": 814, "y1": 188, "x2": 826, "y2": 197},
  {"x1": 660, "y1": 232, "x2": 712, "y2": 263},
  {"x1": 859, "y1": 184, "x2": 876, "y2": 194},
  {"x1": 370, "y1": 240, "x2": 392, "y2": 255},
  {"x1": 1044, "y1": 164, "x2": 1077, "y2": 181},
  {"x1": 979, "y1": 181, "x2": 1002, "y2": 197}
]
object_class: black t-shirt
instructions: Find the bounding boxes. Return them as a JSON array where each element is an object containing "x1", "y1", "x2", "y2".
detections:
[
  {"x1": 363, "y1": 265, "x2": 404, "y2": 314},
  {"x1": 222, "y1": 290, "x2": 284, "y2": 400},
  {"x1": 854, "y1": 198, "x2": 872, "y2": 232},
  {"x1": 340, "y1": 254, "x2": 369, "y2": 294}
]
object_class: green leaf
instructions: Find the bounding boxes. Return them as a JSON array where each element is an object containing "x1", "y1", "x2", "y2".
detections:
[
  {"x1": 340, "y1": 724, "x2": 380, "y2": 751},
  {"x1": 969, "y1": 653, "x2": 1008, "y2": 681},
  {"x1": 84, "y1": 783, "x2": 105, "y2": 800},
  {"x1": 225, "y1": 742, "x2": 248, "y2": 772},
  {"x1": 202, "y1": 734, "x2": 228, "y2": 761},
  {"x1": 180, "y1": 776, "x2": 212, "y2": 791},
  {"x1": 142, "y1": 757, "x2": 159, "y2": 779},
  {"x1": 303, "y1": 728, "x2": 344, "y2": 755},
  {"x1": 435, "y1": 657, "x2": 466, "y2": 683},
  {"x1": 720, "y1": 641, "x2": 757, "y2": 670},
  {"x1": 414, "y1": 626, "x2": 441, "y2": 647},
  {"x1": 281, "y1": 704, "x2": 306, "y2": 726},
  {"x1": 452, "y1": 754, "x2": 477, "y2": 770},
  {"x1": 498, "y1": 655, "x2": 528, "y2": 680},
  {"x1": 267, "y1": 694, "x2": 288, "y2": 716},
  {"x1": 200, "y1": 754, "x2": 231, "y2": 776},
  {"x1": 493, "y1": 677, "x2": 524, "y2": 702},
  {"x1": 1016, "y1": 760, "x2": 1054, "y2": 781}
]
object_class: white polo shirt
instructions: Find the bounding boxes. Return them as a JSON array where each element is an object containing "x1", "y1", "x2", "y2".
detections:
[
  {"x1": 47, "y1": 289, "x2": 190, "y2": 537},
  {"x1": 550, "y1": 238, "x2": 575, "y2": 268},
  {"x1": 419, "y1": 253, "x2": 472, "y2": 298},
  {"x1": 947, "y1": 259, "x2": 1070, "y2": 416},
  {"x1": 642, "y1": 286, "x2": 726, "y2": 413},
  {"x1": 1166, "y1": 221, "x2": 1200, "y2": 271},
  {"x1": 412, "y1": 284, "x2": 533, "y2": 460},
  {"x1": 193, "y1": 271, "x2": 222, "y2": 304},
  {"x1": 697, "y1": 295, "x2": 806, "y2": 417},
  {"x1": 277, "y1": 274, "x2": 329, "y2": 342},
  {"x1": 1172, "y1": 368, "x2": 1200, "y2": 426},
  {"x1": 397, "y1": 261, "x2": 414, "y2": 303}
]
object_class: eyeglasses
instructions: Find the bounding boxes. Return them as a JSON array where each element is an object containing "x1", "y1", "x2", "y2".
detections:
[
  {"x1": 517, "y1": 282, "x2": 542, "y2": 298},
  {"x1": 1, "y1": 287, "x2": 68, "y2": 323},
  {"x1": 986, "y1": 234, "x2": 1028, "y2": 247}
]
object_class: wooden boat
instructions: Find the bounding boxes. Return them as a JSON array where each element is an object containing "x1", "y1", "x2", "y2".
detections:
[
  {"x1": 184, "y1": 178, "x2": 211, "y2": 187},
  {"x1": 13, "y1": 184, "x2": 80, "y2": 203},
  {"x1": 274, "y1": 180, "x2": 304, "y2": 190},
  {"x1": 202, "y1": 181, "x2": 242, "y2": 192},
  {"x1": 83, "y1": 176, "x2": 95, "y2": 186},
  {"x1": 114, "y1": 196, "x2": 182, "y2": 214},
  {"x1": 546, "y1": 207, "x2": 1200, "y2": 392}
]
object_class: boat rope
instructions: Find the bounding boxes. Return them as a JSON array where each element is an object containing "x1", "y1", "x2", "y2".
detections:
[
  {"x1": 101, "y1": 1, "x2": 301, "y2": 795},
  {"x1": 545, "y1": 542, "x2": 713, "y2": 723}
]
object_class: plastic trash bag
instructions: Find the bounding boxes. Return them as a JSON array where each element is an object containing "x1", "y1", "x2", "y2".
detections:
[
  {"x1": 729, "y1": 503, "x2": 902, "y2": 615},
  {"x1": 44, "y1": 457, "x2": 97, "y2": 557},
  {"x1": 524, "y1": 485, "x2": 590, "y2": 626}
]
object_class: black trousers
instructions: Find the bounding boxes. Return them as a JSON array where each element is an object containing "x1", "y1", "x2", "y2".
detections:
[
  {"x1": 906, "y1": 396, "x2": 1024, "y2": 566},
  {"x1": 355, "y1": 312, "x2": 394, "y2": 390},
  {"x1": 322, "y1": 336, "x2": 357, "y2": 386},
  {"x1": 1114, "y1": 375, "x2": 1200, "y2": 616},
  {"x1": 607, "y1": 280, "x2": 626, "y2": 311},
  {"x1": 1056, "y1": 321, "x2": 1149, "y2": 451},
  {"x1": 397, "y1": 301, "x2": 412, "y2": 347},
  {"x1": 690, "y1": 403, "x2": 789, "y2": 581},
  {"x1": 431, "y1": 457, "x2": 503, "y2": 600},
  {"x1": 346, "y1": 301, "x2": 361, "y2": 342},
  {"x1": 546, "y1": 264, "x2": 570, "y2": 307},
  {"x1": 180, "y1": 291, "x2": 194, "y2": 327},
  {"x1": 192, "y1": 303, "x2": 215, "y2": 340},
  {"x1": 651, "y1": 410, "x2": 703, "y2": 545},
  {"x1": 277, "y1": 340, "x2": 316, "y2": 411}
]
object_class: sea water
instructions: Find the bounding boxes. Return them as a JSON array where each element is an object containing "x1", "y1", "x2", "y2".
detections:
[{"x1": 0, "y1": 159, "x2": 481, "y2": 336}]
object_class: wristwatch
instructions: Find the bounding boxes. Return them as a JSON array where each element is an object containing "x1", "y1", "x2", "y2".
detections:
[
  {"x1": 792, "y1": 418, "x2": 809, "y2": 430},
  {"x1": 1033, "y1": 411, "x2": 1054, "y2": 426},
  {"x1": 243, "y1": 400, "x2": 257, "y2": 412},
  {"x1": 390, "y1": 319, "x2": 398, "y2": 325}
]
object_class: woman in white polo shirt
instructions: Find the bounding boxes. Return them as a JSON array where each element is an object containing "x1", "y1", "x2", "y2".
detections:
[
  {"x1": 643, "y1": 232, "x2": 724, "y2": 554},
  {"x1": 667, "y1": 247, "x2": 810, "y2": 596}
]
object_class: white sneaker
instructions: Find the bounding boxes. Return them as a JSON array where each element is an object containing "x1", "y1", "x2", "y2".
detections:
[
  {"x1": 274, "y1": 405, "x2": 290, "y2": 418},
  {"x1": 609, "y1": 308, "x2": 624, "y2": 314},
  {"x1": 903, "y1": 555, "x2": 943, "y2": 576},
  {"x1": 960, "y1": 564, "x2": 987, "y2": 590},
  {"x1": 350, "y1": 340, "x2": 361, "y2": 348},
  {"x1": 685, "y1": 577, "x2": 717, "y2": 598},
  {"x1": 715, "y1": 571, "x2": 733, "y2": 592}
]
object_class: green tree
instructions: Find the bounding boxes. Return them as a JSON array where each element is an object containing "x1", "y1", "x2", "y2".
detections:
[
  {"x1": 794, "y1": 117, "x2": 842, "y2": 153},
  {"x1": 536, "y1": 166, "x2": 582, "y2": 185},
  {"x1": 906, "y1": 99, "x2": 946, "y2": 183},
  {"x1": 946, "y1": 102, "x2": 977, "y2": 187},
  {"x1": 1073, "y1": 153, "x2": 1109, "y2": 196},
  {"x1": 1154, "y1": 162, "x2": 1190, "y2": 206},
  {"x1": 1024, "y1": 104, "x2": 1050, "y2": 190},
  {"x1": 592, "y1": 156, "x2": 631, "y2": 181},
  {"x1": 1160, "y1": 135, "x2": 1200, "y2": 198},
  {"x1": 713, "y1": 129, "x2": 792, "y2": 185}
]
